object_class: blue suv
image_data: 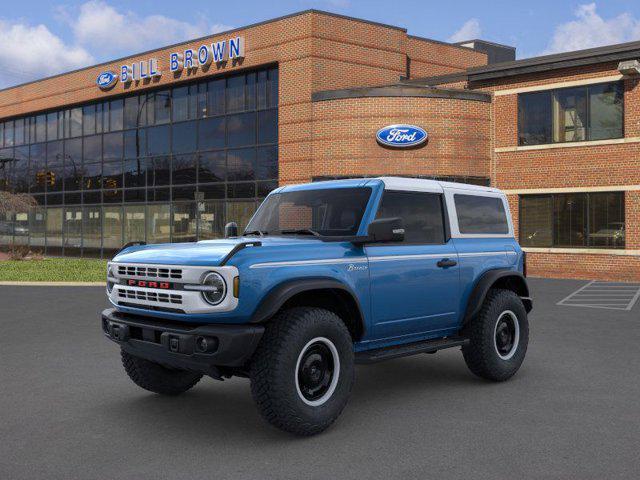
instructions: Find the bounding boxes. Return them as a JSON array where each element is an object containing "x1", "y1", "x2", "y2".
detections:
[{"x1": 102, "y1": 177, "x2": 532, "y2": 435}]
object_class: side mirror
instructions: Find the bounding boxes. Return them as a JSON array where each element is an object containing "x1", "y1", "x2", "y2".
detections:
[
  {"x1": 224, "y1": 222, "x2": 238, "y2": 238},
  {"x1": 366, "y1": 217, "x2": 405, "y2": 243}
]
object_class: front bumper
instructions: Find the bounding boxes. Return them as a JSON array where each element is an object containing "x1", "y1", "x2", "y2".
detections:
[{"x1": 101, "y1": 308, "x2": 264, "y2": 374}]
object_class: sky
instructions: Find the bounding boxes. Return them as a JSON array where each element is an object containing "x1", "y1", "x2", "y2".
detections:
[{"x1": 1, "y1": 0, "x2": 640, "y2": 88}]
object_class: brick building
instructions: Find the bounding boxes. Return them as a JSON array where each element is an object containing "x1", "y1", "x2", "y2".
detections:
[{"x1": 0, "y1": 10, "x2": 638, "y2": 281}]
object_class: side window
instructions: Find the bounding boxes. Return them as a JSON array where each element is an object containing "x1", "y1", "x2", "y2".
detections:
[
  {"x1": 454, "y1": 194, "x2": 509, "y2": 234},
  {"x1": 376, "y1": 191, "x2": 445, "y2": 244}
]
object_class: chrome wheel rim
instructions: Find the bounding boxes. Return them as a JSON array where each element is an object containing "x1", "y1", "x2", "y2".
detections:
[
  {"x1": 493, "y1": 310, "x2": 520, "y2": 360},
  {"x1": 295, "y1": 337, "x2": 340, "y2": 407}
]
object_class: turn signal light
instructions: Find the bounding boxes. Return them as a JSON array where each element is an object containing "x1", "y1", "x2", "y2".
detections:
[{"x1": 233, "y1": 276, "x2": 240, "y2": 298}]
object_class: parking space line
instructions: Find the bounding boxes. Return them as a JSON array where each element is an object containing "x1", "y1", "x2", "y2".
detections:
[{"x1": 557, "y1": 281, "x2": 640, "y2": 311}]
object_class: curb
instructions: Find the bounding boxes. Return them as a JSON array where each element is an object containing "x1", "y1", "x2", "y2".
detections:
[{"x1": 0, "y1": 281, "x2": 106, "y2": 286}]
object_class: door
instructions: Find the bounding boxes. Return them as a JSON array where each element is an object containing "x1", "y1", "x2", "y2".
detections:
[{"x1": 366, "y1": 190, "x2": 460, "y2": 340}]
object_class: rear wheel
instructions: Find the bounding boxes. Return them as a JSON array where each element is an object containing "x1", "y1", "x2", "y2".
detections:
[
  {"x1": 250, "y1": 307, "x2": 354, "y2": 436},
  {"x1": 462, "y1": 289, "x2": 529, "y2": 381},
  {"x1": 121, "y1": 349, "x2": 202, "y2": 395}
]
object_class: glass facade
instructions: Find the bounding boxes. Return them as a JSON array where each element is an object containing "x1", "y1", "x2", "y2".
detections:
[
  {"x1": 520, "y1": 192, "x2": 625, "y2": 249},
  {"x1": 0, "y1": 66, "x2": 278, "y2": 256}
]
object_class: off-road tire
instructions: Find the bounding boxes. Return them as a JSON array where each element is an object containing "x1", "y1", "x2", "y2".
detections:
[
  {"x1": 250, "y1": 307, "x2": 354, "y2": 436},
  {"x1": 462, "y1": 288, "x2": 529, "y2": 382},
  {"x1": 121, "y1": 349, "x2": 202, "y2": 395}
]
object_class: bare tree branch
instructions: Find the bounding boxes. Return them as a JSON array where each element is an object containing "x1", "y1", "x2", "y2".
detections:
[{"x1": 0, "y1": 192, "x2": 37, "y2": 215}]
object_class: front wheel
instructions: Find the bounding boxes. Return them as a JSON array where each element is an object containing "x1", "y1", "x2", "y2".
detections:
[
  {"x1": 250, "y1": 307, "x2": 354, "y2": 436},
  {"x1": 121, "y1": 349, "x2": 202, "y2": 395},
  {"x1": 462, "y1": 289, "x2": 529, "y2": 382}
]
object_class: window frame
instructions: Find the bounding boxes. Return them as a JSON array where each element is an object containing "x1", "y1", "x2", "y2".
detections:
[
  {"x1": 0, "y1": 65, "x2": 278, "y2": 257},
  {"x1": 518, "y1": 192, "x2": 626, "y2": 249},
  {"x1": 517, "y1": 81, "x2": 625, "y2": 146},
  {"x1": 445, "y1": 189, "x2": 513, "y2": 239},
  {"x1": 372, "y1": 189, "x2": 449, "y2": 246}
]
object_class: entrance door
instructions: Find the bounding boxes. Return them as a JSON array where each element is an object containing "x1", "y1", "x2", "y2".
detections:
[{"x1": 366, "y1": 190, "x2": 460, "y2": 340}]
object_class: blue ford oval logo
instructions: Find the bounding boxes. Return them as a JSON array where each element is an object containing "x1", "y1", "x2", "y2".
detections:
[
  {"x1": 376, "y1": 124, "x2": 428, "y2": 148},
  {"x1": 96, "y1": 71, "x2": 118, "y2": 90}
]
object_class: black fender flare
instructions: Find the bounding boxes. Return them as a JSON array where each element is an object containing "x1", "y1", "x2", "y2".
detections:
[
  {"x1": 463, "y1": 269, "x2": 532, "y2": 325},
  {"x1": 250, "y1": 277, "x2": 366, "y2": 336}
]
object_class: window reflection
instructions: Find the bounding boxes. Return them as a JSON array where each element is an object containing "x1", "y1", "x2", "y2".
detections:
[
  {"x1": 147, "y1": 204, "x2": 170, "y2": 244},
  {"x1": 172, "y1": 202, "x2": 197, "y2": 242},
  {"x1": 0, "y1": 67, "x2": 278, "y2": 256},
  {"x1": 64, "y1": 207, "x2": 83, "y2": 255},
  {"x1": 520, "y1": 192, "x2": 625, "y2": 249},
  {"x1": 83, "y1": 206, "x2": 102, "y2": 254},
  {"x1": 103, "y1": 206, "x2": 123, "y2": 251},
  {"x1": 124, "y1": 205, "x2": 145, "y2": 244},
  {"x1": 199, "y1": 201, "x2": 225, "y2": 240}
]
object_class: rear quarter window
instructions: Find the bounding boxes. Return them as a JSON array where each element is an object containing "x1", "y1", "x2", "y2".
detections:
[{"x1": 454, "y1": 194, "x2": 509, "y2": 234}]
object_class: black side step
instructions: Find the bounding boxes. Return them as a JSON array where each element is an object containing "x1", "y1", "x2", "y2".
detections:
[{"x1": 355, "y1": 336, "x2": 469, "y2": 364}]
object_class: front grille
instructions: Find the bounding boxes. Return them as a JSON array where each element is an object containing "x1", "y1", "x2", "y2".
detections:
[
  {"x1": 117, "y1": 265, "x2": 182, "y2": 280},
  {"x1": 117, "y1": 287, "x2": 183, "y2": 305},
  {"x1": 118, "y1": 302, "x2": 186, "y2": 314}
]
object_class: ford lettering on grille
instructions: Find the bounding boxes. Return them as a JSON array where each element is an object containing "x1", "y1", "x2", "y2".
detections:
[{"x1": 126, "y1": 279, "x2": 172, "y2": 289}]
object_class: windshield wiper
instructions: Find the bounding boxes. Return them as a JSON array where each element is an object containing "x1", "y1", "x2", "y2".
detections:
[
  {"x1": 278, "y1": 228, "x2": 321, "y2": 237},
  {"x1": 243, "y1": 230, "x2": 268, "y2": 237}
]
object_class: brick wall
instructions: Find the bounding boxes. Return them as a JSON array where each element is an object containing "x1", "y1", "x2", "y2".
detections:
[
  {"x1": 306, "y1": 95, "x2": 491, "y2": 183},
  {"x1": 406, "y1": 37, "x2": 487, "y2": 79},
  {"x1": 0, "y1": 11, "x2": 489, "y2": 191},
  {"x1": 526, "y1": 252, "x2": 640, "y2": 282},
  {"x1": 473, "y1": 63, "x2": 640, "y2": 282}
]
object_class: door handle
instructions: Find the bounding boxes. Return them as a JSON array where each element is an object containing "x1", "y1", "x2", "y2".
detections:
[{"x1": 437, "y1": 258, "x2": 457, "y2": 268}]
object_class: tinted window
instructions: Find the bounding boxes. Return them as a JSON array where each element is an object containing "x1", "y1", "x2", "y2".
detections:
[
  {"x1": 518, "y1": 81, "x2": 623, "y2": 145},
  {"x1": 589, "y1": 83, "x2": 623, "y2": 140},
  {"x1": 198, "y1": 117, "x2": 225, "y2": 150},
  {"x1": 375, "y1": 191, "x2": 445, "y2": 244},
  {"x1": 227, "y1": 112, "x2": 255, "y2": 147},
  {"x1": 455, "y1": 194, "x2": 508, "y2": 234},
  {"x1": 246, "y1": 188, "x2": 372, "y2": 236},
  {"x1": 257, "y1": 109, "x2": 277, "y2": 144},
  {"x1": 198, "y1": 151, "x2": 225, "y2": 183},
  {"x1": 123, "y1": 96, "x2": 139, "y2": 129},
  {"x1": 0, "y1": 66, "x2": 277, "y2": 253},
  {"x1": 520, "y1": 192, "x2": 624, "y2": 249},
  {"x1": 518, "y1": 91, "x2": 551, "y2": 145},
  {"x1": 103, "y1": 132, "x2": 123, "y2": 160},
  {"x1": 147, "y1": 125, "x2": 170, "y2": 155},
  {"x1": 109, "y1": 99, "x2": 124, "y2": 132},
  {"x1": 172, "y1": 121, "x2": 197, "y2": 154}
]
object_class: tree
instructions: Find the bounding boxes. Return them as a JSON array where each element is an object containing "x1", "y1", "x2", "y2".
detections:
[{"x1": 0, "y1": 191, "x2": 37, "y2": 216}]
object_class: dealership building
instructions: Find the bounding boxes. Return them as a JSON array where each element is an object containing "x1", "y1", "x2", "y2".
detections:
[{"x1": 1, "y1": 10, "x2": 639, "y2": 281}]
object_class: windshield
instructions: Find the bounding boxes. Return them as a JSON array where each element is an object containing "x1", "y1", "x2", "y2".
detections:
[{"x1": 245, "y1": 187, "x2": 372, "y2": 237}]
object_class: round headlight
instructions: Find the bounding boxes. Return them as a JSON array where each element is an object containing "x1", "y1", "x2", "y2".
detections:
[{"x1": 202, "y1": 272, "x2": 226, "y2": 305}]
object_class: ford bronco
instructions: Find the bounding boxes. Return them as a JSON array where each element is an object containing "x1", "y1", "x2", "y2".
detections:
[{"x1": 102, "y1": 177, "x2": 532, "y2": 435}]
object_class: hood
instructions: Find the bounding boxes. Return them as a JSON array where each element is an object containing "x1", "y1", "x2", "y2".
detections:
[{"x1": 111, "y1": 236, "x2": 325, "y2": 266}]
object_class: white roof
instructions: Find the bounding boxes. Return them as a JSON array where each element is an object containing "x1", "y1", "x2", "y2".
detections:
[{"x1": 377, "y1": 176, "x2": 502, "y2": 194}]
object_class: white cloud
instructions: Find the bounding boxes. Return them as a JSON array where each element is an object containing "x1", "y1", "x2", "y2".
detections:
[
  {"x1": 68, "y1": 1, "x2": 232, "y2": 57},
  {"x1": 0, "y1": 1, "x2": 234, "y2": 88},
  {"x1": 0, "y1": 20, "x2": 93, "y2": 88},
  {"x1": 448, "y1": 19, "x2": 481, "y2": 43},
  {"x1": 543, "y1": 3, "x2": 640, "y2": 54}
]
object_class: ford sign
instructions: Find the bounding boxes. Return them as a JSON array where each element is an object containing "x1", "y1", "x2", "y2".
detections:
[
  {"x1": 96, "y1": 71, "x2": 118, "y2": 90},
  {"x1": 376, "y1": 124, "x2": 428, "y2": 148}
]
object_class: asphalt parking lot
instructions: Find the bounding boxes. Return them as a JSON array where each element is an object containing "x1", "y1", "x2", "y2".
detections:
[{"x1": 1, "y1": 278, "x2": 639, "y2": 480}]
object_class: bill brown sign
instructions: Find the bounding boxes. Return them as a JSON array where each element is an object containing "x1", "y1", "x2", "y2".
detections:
[{"x1": 97, "y1": 36, "x2": 245, "y2": 89}]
